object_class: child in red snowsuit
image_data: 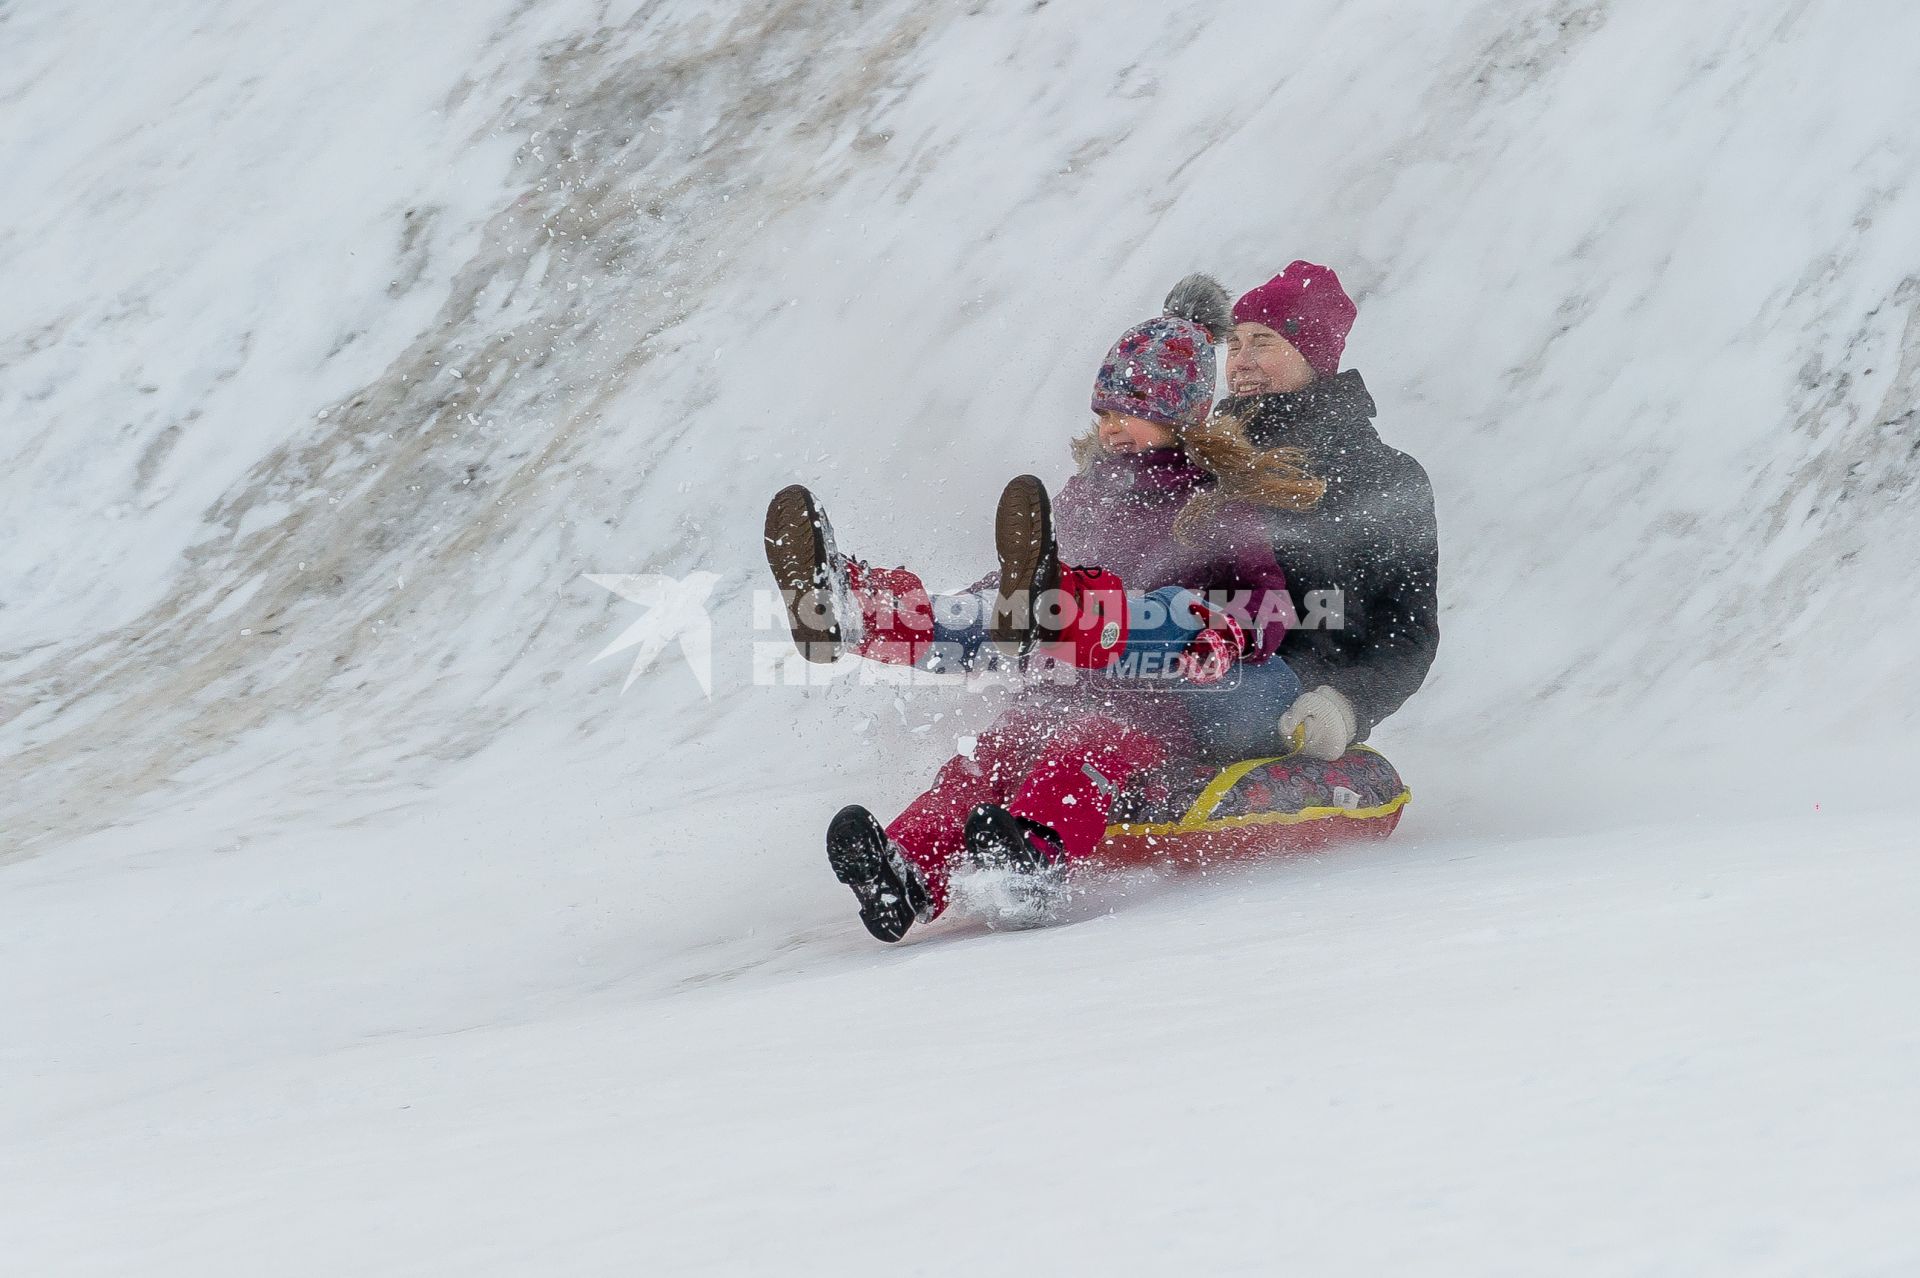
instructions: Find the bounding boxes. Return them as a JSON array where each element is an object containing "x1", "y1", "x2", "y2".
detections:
[{"x1": 765, "y1": 276, "x2": 1321, "y2": 942}]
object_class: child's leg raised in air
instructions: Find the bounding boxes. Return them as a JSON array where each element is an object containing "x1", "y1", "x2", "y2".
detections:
[{"x1": 766, "y1": 483, "x2": 962, "y2": 667}]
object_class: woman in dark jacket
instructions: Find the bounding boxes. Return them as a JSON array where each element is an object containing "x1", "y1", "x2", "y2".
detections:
[{"x1": 1215, "y1": 262, "x2": 1441, "y2": 758}]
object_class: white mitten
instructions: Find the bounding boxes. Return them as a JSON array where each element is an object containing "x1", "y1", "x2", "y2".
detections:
[{"x1": 1279, "y1": 686, "x2": 1358, "y2": 761}]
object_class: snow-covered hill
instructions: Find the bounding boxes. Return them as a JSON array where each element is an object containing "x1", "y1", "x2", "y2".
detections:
[{"x1": 4, "y1": 1, "x2": 1918, "y2": 1271}]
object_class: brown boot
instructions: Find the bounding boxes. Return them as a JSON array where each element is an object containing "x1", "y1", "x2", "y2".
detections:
[
  {"x1": 988, "y1": 474, "x2": 1061, "y2": 658},
  {"x1": 762, "y1": 484, "x2": 847, "y2": 664}
]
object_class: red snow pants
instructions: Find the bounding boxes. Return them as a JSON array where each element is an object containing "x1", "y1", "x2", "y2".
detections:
[{"x1": 885, "y1": 702, "x2": 1168, "y2": 917}]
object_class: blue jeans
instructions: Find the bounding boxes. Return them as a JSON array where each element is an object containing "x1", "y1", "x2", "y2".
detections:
[
  {"x1": 925, "y1": 585, "x2": 1304, "y2": 759},
  {"x1": 1127, "y1": 586, "x2": 1304, "y2": 759}
]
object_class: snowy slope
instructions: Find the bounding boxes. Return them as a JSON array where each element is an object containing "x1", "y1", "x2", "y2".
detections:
[{"x1": 4, "y1": 0, "x2": 1920, "y2": 1272}]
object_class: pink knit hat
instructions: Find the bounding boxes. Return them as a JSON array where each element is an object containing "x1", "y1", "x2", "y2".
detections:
[{"x1": 1232, "y1": 261, "x2": 1357, "y2": 377}]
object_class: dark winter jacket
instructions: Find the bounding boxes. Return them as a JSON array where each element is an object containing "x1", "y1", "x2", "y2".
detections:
[
  {"x1": 1219, "y1": 370, "x2": 1439, "y2": 739},
  {"x1": 1052, "y1": 448, "x2": 1293, "y2": 660}
]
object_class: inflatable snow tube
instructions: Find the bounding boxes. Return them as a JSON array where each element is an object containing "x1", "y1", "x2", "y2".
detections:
[{"x1": 1094, "y1": 747, "x2": 1409, "y2": 870}]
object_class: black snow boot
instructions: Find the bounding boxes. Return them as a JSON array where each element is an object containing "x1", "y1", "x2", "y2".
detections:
[
  {"x1": 988, "y1": 474, "x2": 1061, "y2": 658},
  {"x1": 827, "y1": 804, "x2": 932, "y2": 944},
  {"x1": 962, "y1": 803, "x2": 1068, "y2": 875},
  {"x1": 764, "y1": 484, "x2": 849, "y2": 664},
  {"x1": 961, "y1": 803, "x2": 1071, "y2": 925}
]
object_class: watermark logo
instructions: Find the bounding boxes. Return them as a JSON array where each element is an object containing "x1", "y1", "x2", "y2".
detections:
[
  {"x1": 584, "y1": 572, "x2": 721, "y2": 695},
  {"x1": 587, "y1": 570, "x2": 1344, "y2": 698}
]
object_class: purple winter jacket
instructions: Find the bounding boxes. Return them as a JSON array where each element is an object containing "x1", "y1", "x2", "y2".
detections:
[{"x1": 1051, "y1": 447, "x2": 1293, "y2": 660}]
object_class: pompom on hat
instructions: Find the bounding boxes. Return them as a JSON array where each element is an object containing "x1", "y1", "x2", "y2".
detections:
[
  {"x1": 1090, "y1": 274, "x2": 1233, "y2": 431},
  {"x1": 1232, "y1": 261, "x2": 1357, "y2": 377}
]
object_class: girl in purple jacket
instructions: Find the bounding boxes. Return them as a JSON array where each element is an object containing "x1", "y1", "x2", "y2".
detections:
[{"x1": 765, "y1": 277, "x2": 1328, "y2": 942}]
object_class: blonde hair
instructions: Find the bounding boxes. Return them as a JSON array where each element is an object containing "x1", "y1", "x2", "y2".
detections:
[
  {"x1": 1070, "y1": 411, "x2": 1327, "y2": 547},
  {"x1": 1068, "y1": 421, "x2": 1108, "y2": 473}
]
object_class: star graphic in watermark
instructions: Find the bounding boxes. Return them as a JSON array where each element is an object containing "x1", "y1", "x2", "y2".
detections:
[{"x1": 584, "y1": 571, "x2": 722, "y2": 695}]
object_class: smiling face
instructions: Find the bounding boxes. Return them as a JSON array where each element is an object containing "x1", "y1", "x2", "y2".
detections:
[
  {"x1": 1095, "y1": 410, "x2": 1178, "y2": 455},
  {"x1": 1225, "y1": 321, "x2": 1318, "y2": 396}
]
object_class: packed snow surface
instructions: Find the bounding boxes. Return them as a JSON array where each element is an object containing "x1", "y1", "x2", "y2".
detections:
[{"x1": 4, "y1": 0, "x2": 1918, "y2": 1272}]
